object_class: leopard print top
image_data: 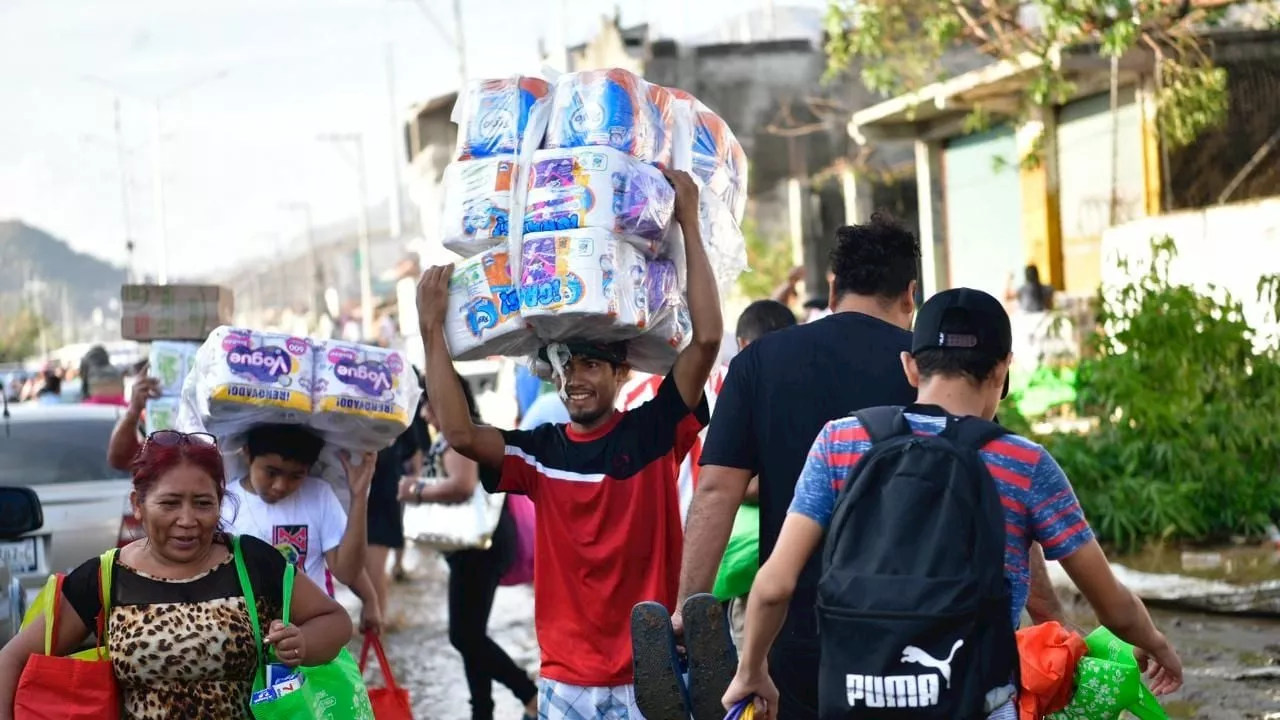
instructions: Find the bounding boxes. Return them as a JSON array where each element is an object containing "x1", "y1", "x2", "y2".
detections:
[{"x1": 64, "y1": 536, "x2": 286, "y2": 720}]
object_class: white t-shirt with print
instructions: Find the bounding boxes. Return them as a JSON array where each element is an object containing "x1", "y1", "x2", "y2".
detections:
[{"x1": 222, "y1": 477, "x2": 347, "y2": 593}]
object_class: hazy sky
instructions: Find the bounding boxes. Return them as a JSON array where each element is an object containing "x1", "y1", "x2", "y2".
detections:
[{"x1": 0, "y1": 0, "x2": 825, "y2": 280}]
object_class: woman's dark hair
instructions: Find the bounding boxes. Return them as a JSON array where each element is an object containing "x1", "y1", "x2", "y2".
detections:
[
  {"x1": 37, "y1": 373, "x2": 61, "y2": 396},
  {"x1": 736, "y1": 299, "x2": 798, "y2": 344},
  {"x1": 829, "y1": 211, "x2": 921, "y2": 303},
  {"x1": 244, "y1": 424, "x2": 326, "y2": 465},
  {"x1": 1023, "y1": 264, "x2": 1041, "y2": 286},
  {"x1": 422, "y1": 372, "x2": 484, "y2": 425}
]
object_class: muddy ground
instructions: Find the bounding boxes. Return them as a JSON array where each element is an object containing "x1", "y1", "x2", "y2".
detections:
[{"x1": 356, "y1": 550, "x2": 1280, "y2": 719}]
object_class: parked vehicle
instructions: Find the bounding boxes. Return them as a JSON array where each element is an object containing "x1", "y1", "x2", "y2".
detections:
[
  {"x1": 0, "y1": 486, "x2": 44, "y2": 644},
  {"x1": 0, "y1": 403, "x2": 135, "y2": 609}
]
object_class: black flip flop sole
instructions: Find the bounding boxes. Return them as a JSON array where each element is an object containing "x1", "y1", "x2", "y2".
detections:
[
  {"x1": 682, "y1": 593, "x2": 738, "y2": 720},
  {"x1": 631, "y1": 601, "x2": 692, "y2": 720}
]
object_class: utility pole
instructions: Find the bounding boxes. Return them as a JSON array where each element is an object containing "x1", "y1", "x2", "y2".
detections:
[
  {"x1": 452, "y1": 0, "x2": 468, "y2": 84},
  {"x1": 113, "y1": 99, "x2": 135, "y2": 282},
  {"x1": 319, "y1": 134, "x2": 376, "y2": 341},
  {"x1": 281, "y1": 202, "x2": 322, "y2": 331},
  {"x1": 152, "y1": 100, "x2": 170, "y2": 285}
]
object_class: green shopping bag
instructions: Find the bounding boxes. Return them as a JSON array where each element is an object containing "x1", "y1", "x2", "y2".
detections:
[
  {"x1": 232, "y1": 536, "x2": 374, "y2": 720},
  {"x1": 1047, "y1": 627, "x2": 1168, "y2": 720},
  {"x1": 713, "y1": 505, "x2": 759, "y2": 602}
]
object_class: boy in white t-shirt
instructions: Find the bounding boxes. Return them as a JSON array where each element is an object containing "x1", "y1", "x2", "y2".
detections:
[{"x1": 222, "y1": 423, "x2": 380, "y2": 631}]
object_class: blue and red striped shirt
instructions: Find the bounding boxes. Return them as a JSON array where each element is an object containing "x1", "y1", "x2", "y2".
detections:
[{"x1": 789, "y1": 411, "x2": 1094, "y2": 627}]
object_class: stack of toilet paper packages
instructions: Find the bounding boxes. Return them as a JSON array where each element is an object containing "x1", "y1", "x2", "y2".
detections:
[
  {"x1": 178, "y1": 326, "x2": 422, "y2": 452},
  {"x1": 435, "y1": 68, "x2": 749, "y2": 373},
  {"x1": 142, "y1": 341, "x2": 200, "y2": 432}
]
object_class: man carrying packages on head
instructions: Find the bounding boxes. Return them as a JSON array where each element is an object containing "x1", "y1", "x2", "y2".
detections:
[{"x1": 415, "y1": 168, "x2": 722, "y2": 720}]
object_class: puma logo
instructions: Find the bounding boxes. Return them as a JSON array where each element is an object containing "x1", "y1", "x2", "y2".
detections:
[{"x1": 900, "y1": 640, "x2": 964, "y2": 689}]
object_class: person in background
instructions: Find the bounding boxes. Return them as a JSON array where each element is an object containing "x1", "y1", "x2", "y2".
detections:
[
  {"x1": 0, "y1": 431, "x2": 353, "y2": 719},
  {"x1": 398, "y1": 374, "x2": 540, "y2": 720},
  {"x1": 391, "y1": 369, "x2": 432, "y2": 583},
  {"x1": 801, "y1": 297, "x2": 831, "y2": 323},
  {"x1": 679, "y1": 214, "x2": 1071, "y2": 720},
  {"x1": 1008, "y1": 264, "x2": 1055, "y2": 313},
  {"x1": 513, "y1": 363, "x2": 544, "y2": 428},
  {"x1": 724, "y1": 289, "x2": 1182, "y2": 716},
  {"x1": 366, "y1": 373, "x2": 428, "y2": 616},
  {"x1": 222, "y1": 423, "x2": 382, "y2": 633},
  {"x1": 32, "y1": 371, "x2": 62, "y2": 405},
  {"x1": 718, "y1": 299, "x2": 798, "y2": 648},
  {"x1": 79, "y1": 345, "x2": 111, "y2": 399},
  {"x1": 519, "y1": 386, "x2": 570, "y2": 430},
  {"x1": 82, "y1": 363, "x2": 128, "y2": 406}
]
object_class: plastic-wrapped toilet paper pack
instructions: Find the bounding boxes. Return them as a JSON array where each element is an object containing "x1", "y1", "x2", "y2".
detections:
[
  {"x1": 440, "y1": 157, "x2": 516, "y2": 256},
  {"x1": 545, "y1": 69, "x2": 673, "y2": 166},
  {"x1": 310, "y1": 342, "x2": 422, "y2": 452},
  {"x1": 444, "y1": 247, "x2": 535, "y2": 361},
  {"x1": 453, "y1": 76, "x2": 552, "y2": 161},
  {"x1": 519, "y1": 228, "x2": 649, "y2": 342},
  {"x1": 144, "y1": 397, "x2": 182, "y2": 433},
  {"x1": 189, "y1": 327, "x2": 315, "y2": 438},
  {"x1": 666, "y1": 87, "x2": 748, "y2": 223},
  {"x1": 522, "y1": 147, "x2": 674, "y2": 254},
  {"x1": 148, "y1": 341, "x2": 200, "y2": 397},
  {"x1": 626, "y1": 258, "x2": 691, "y2": 375}
]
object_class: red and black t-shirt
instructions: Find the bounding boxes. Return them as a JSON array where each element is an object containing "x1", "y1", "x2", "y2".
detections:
[{"x1": 482, "y1": 373, "x2": 708, "y2": 687}]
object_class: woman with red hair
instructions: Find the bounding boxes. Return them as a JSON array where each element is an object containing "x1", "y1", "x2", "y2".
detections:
[{"x1": 0, "y1": 431, "x2": 353, "y2": 718}]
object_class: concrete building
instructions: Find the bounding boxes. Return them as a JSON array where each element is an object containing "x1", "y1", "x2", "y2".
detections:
[{"x1": 850, "y1": 29, "x2": 1280, "y2": 301}]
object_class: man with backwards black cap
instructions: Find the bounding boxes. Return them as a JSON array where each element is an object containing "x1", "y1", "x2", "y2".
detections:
[
  {"x1": 725, "y1": 288, "x2": 1183, "y2": 719},
  {"x1": 414, "y1": 167, "x2": 722, "y2": 720}
]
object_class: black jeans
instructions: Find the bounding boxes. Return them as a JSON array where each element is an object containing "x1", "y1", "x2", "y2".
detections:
[{"x1": 446, "y1": 528, "x2": 537, "y2": 720}]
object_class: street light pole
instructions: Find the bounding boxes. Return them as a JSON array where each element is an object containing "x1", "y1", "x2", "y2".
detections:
[
  {"x1": 281, "y1": 201, "x2": 323, "y2": 332},
  {"x1": 319, "y1": 134, "x2": 376, "y2": 341},
  {"x1": 152, "y1": 100, "x2": 170, "y2": 284},
  {"x1": 113, "y1": 99, "x2": 135, "y2": 282}
]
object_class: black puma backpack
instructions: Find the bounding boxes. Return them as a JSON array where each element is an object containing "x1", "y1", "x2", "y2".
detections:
[{"x1": 816, "y1": 406, "x2": 1018, "y2": 719}]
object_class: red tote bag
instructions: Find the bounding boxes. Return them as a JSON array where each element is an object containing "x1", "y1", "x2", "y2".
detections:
[
  {"x1": 359, "y1": 631, "x2": 412, "y2": 720},
  {"x1": 14, "y1": 566, "x2": 121, "y2": 720}
]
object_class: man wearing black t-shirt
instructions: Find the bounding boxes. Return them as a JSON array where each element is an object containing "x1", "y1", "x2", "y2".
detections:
[{"x1": 677, "y1": 214, "x2": 1066, "y2": 719}]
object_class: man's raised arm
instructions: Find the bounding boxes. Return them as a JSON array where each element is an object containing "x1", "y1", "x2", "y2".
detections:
[
  {"x1": 662, "y1": 168, "x2": 722, "y2": 409},
  {"x1": 416, "y1": 265, "x2": 507, "y2": 471}
]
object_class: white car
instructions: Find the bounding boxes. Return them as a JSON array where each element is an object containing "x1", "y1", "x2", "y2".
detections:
[{"x1": 0, "y1": 403, "x2": 136, "y2": 622}]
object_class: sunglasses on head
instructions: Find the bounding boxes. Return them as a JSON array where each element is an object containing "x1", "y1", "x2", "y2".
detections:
[{"x1": 146, "y1": 430, "x2": 217, "y2": 448}]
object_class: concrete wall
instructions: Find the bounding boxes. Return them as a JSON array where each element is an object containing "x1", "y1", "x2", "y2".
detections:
[{"x1": 1100, "y1": 197, "x2": 1280, "y2": 345}]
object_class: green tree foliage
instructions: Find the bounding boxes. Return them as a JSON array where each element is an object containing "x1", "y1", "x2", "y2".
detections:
[
  {"x1": 0, "y1": 308, "x2": 44, "y2": 363},
  {"x1": 1035, "y1": 238, "x2": 1280, "y2": 550},
  {"x1": 737, "y1": 219, "x2": 793, "y2": 301},
  {"x1": 824, "y1": 0, "x2": 1234, "y2": 149}
]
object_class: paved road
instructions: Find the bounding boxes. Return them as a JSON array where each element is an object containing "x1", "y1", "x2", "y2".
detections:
[{"x1": 349, "y1": 548, "x2": 1280, "y2": 719}]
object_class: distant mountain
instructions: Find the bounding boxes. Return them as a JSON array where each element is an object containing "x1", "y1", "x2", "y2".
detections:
[{"x1": 0, "y1": 220, "x2": 127, "y2": 320}]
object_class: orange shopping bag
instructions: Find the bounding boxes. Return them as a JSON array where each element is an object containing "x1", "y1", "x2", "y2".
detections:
[
  {"x1": 359, "y1": 630, "x2": 412, "y2": 719},
  {"x1": 14, "y1": 556, "x2": 121, "y2": 720}
]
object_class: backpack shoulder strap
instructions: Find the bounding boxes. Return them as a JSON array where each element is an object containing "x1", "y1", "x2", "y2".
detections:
[
  {"x1": 851, "y1": 406, "x2": 911, "y2": 444},
  {"x1": 938, "y1": 416, "x2": 1008, "y2": 453}
]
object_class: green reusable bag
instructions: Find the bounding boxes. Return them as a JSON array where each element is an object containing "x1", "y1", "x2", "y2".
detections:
[
  {"x1": 233, "y1": 536, "x2": 374, "y2": 720},
  {"x1": 713, "y1": 505, "x2": 760, "y2": 602},
  {"x1": 1047, "y1": 627, "x2": 1168, "y2": 720}
]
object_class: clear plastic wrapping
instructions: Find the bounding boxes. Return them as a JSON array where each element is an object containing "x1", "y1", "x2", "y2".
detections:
[
  {"x1": 443, "y1": 246, "x2": 535, "y2": 360},
  {"x1": 545, "y1": 69, "x2": 674, "y2": 166},
  {"x1": 522, "y1": 146, "x2": 674, "y2": 256},
  {"x1": 310, "y1": 342, "x2": 422, "y2": 451},
  {"x1": 452, "y1": 76, "x2": 553, "y2": 161},
  {"x1": 520, "y1": 228, "x2": 648, "y2": 343},
  {"x1": 174, "y1": 328, "x2": 421, "y2": 507},
  {"x1": 666, "y1": 87, "x2": 749, "y2": 223},
  {"x1": 627, "y1": 258, "x2": 691, "y2": 375}
]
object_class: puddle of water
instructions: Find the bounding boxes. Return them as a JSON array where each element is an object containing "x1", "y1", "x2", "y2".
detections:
[{"x1": 1109, "y1": 544, "x2": 1280, "y2": 584}]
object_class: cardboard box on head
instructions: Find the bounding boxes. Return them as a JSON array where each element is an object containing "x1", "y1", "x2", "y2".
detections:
[{"x1": 121, "y1": 285, "x2": 235, "y2": 342}]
